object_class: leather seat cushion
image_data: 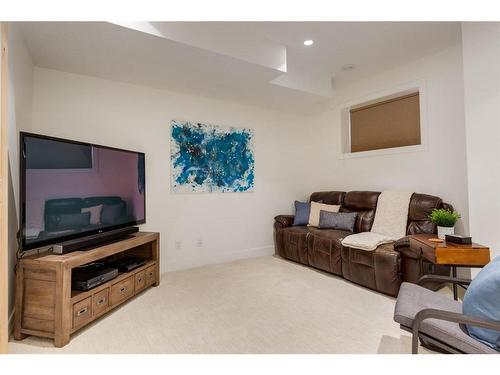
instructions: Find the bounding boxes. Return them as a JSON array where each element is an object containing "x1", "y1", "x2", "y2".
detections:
[
  {"x1": 344, "y1": 243, "x2": 394, "y2": 267},
  {"x1": 307, "y1": 228, "x2": 350, "y2": 275},
  {"x1": 308, "y1": 227, "x2": 350, "y2": 241}
]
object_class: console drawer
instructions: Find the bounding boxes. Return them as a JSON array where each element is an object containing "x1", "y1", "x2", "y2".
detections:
[
  {"x1": 145, "y1": 265, "x2": 156, "y2": 286},
  {"x1": 135, "y1": 270, "x2": 146, "y2": 292},
  {"x1": 73, "y1": 297, "x2": 92, "y2": 329},
  {"x1": 92, "y1": 288, "x2": 109, "y2": 317},
  {"x1": 110, "y1": 276, "x2": 134, "y2": 306}
]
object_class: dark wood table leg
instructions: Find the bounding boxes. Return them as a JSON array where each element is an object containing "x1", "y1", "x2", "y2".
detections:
[{"x1": 452, "y1": 266, "x2": 458, "y2": 300}]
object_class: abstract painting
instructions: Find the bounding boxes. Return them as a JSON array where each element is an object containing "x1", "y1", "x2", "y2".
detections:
[{"x1": 170, "y1": 120, "x2": 255, "y2": 193}]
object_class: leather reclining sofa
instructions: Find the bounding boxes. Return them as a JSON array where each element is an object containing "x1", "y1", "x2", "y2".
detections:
[{"x1": 274, "y1": 191, "x2": 452, "y2": 297}]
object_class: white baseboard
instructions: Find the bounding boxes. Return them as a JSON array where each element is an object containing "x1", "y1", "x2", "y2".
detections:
[{"x1": 164, "y1": 245, "x2": 274, "y2": 273}]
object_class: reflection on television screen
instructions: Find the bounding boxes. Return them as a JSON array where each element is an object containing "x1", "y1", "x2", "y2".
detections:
[{"x1": 22, "y1": 134, "x2": 145, "y2": 249}]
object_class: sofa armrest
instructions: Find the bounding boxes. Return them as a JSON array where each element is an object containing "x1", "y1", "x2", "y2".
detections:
[
  {"x1": 394, "y1": 236, "x2": 410, "y2": 250},
  {"x1": 274, "y1": 215, "x2": 295, "y2": 229}
]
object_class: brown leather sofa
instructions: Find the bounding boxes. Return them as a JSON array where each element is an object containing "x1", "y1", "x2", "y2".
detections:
[{"x1": 274, "y1": 191, "x2": 451, "y2": 297}]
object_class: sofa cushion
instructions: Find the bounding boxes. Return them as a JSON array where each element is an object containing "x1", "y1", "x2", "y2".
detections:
[
  {"x1": 342, "y1": 191, "x2": 379, "y2": 211},
  {"x1": 293, "y1": 201, "x2": 310, "y2": 226},
  {"x1": 407, "y1": 193, "x2": 442, "y2": 235},
  {"x1": 463, "y1": 256, "x2": 500, "y2": 349},
  {"x1": 309, "y1": 227, "x2": 350, "y2": 241},
  {"x1": 310, "y1": 191, "x2": 345, "y2": 205},
  {"x1": 308, "y1": 202, "x2": 340, "y2": 227},
  {"x1": 340, "y1": 191, "x2": 380, "y2": 233},
  {"x1": 395, "y1": 282, "x2": 497, "y2": 353},
  {"x1": 318, "y1": 211, "x2": 357, "y2": 232},
  {"x1": 307, "y1": 228, "x2": 349, "y2": 275}
]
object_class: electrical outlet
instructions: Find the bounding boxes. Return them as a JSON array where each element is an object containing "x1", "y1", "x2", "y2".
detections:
[
  {"x1": 175, "y1": 240, "x2": 182, "y2": 250},
  {"x1": 196, "y1": 237, "x2": 203, "y2": 247}
]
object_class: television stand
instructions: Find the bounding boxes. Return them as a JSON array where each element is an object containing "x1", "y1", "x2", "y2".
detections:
[{"x1": 14, "y1": 232, "x2": 160, "y2": 347}]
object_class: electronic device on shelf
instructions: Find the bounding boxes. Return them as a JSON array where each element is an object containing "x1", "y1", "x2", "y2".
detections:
[
  {"x1": 72, "y1": 262, "x2": 119, "y2": 291},
  {"x1": 108, "y1": 256, "x2": 147, "y2": 272},
  {"x1": 20, "y1": 132, "x2": 146, "y2": 254},
  {"x1": 445, "y1": 234, "x2": 473, "y2": 244}
]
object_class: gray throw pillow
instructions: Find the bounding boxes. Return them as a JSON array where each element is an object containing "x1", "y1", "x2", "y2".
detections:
[
  {"x1": 318, "y1": 210, "x2": 357, "y2": 232},
  {"x1": 293, "y1": 201, "x2": 311, "y2": 226}
]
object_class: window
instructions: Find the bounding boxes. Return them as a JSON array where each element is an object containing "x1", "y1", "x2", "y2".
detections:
[{"x1": 348, "y1": 91, "x2": 421, "y2": 153}]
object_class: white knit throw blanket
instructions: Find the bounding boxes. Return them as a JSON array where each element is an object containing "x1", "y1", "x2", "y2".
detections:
[
  {"x1": 342, "y1": 191, "x2": 413, "y2": 251},
  {"x1": 370, "y1": 190, "x2": 413, "y2": 239}
]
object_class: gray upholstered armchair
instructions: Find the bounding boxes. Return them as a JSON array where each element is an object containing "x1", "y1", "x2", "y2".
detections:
[{"x1": 394, "y1": 275, "x2": 500, "y2": 354}]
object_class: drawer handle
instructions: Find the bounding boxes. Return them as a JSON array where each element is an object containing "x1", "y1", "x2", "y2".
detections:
[
  {"x1": 138, "y1": 278, "x2": 143, "y2": 282},
  {"x1": 148, "y1": 272, "x2": 153, "y2": 277},
  {"x1": 120, "y1": 287, "x2": 127, "y2": 293},
  {"x1": 77, "y1": 307, "x2": 88, "y2": 316},
  {"x1": 97, "y1": 298, "x2": 106, "y2": 305}
]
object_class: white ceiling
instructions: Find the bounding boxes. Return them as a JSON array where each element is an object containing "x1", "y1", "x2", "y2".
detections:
[{"x1": 19, "y1": 22, "x2": 461, "y2": 114}]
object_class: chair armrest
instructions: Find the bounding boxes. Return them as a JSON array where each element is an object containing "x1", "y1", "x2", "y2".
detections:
[
  {"x1": 418, "y1": 275, "x2": 472, "y2": 287},
  {"x1": 412, "y1": 308, "x2": 500, "y2": 353},
  {"x1": 274, "y1": 215, "x2": 295, "y2": 229}
]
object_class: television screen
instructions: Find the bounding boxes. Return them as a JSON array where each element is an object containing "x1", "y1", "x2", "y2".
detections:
[{"x1": 20, "y1": 132, "x2": 146, "y2": 251}]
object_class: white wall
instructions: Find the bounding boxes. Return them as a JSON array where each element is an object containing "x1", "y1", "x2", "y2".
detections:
[
  {"x1": 462, "y1": 23, "x2": 500, "y2": 260},
  {"x1": 30, "y1": 67, "x2": 318, "y2": 273},
  {"x1": 7, "y1": 25, "x2": 34, "y2": 315},
  {"x1": 28, "y1": 43, "x2": 472, "y2": 276},
  {"x1": 309, "y1": 44, "x2": 470, "y2": 234}
]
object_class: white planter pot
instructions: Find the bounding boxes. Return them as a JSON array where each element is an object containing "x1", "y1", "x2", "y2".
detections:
[{"x1": 437, "y1": 226, "x2": 455, "y2": 240}]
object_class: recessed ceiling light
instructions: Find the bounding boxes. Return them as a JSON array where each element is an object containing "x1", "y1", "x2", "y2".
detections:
[
  {"x1": 342, "y1": 64, "x2": 355, "y2": 71},
  {"x1": 303, "y1": 40, "x2": 314, "y2": 46}
]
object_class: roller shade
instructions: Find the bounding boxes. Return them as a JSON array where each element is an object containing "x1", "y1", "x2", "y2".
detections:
[{"x1": 349, "y1": 92, "x2": 421, "y2": 153}]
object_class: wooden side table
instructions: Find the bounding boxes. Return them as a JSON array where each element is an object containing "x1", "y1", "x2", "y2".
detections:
[{"x1": 409, "y1": 234, "x2": 490, "y2": 300}]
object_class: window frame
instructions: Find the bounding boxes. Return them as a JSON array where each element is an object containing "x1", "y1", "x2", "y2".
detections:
[{"x1": 339, "y1": 80, "x2": 428, "y2": 159}]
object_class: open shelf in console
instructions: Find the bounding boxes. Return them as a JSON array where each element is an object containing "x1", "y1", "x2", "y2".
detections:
[{"x1": 70, "y1": 259, "x2": 157, "y2": 301}]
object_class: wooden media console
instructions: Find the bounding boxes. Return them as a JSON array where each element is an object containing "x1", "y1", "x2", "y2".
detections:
[{"x1": 14, "y1": 231, "x2": 160, "y2": 347}]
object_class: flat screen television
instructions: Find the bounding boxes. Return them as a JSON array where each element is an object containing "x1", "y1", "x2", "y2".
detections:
[{"x1": 20, "y1": 132, "x2": 146, "y2": 251}]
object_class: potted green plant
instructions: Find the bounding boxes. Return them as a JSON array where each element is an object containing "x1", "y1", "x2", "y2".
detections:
[{"x1": 429, "y1": 208, "x2": 461, "y2": 239}]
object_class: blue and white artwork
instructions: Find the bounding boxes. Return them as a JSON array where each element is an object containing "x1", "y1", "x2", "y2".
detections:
[{"x1": 170, "y1": 120, "x2": 255, "y2": 193}]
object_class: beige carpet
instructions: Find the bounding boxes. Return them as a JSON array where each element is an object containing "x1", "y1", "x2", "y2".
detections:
[{"x1": 9, "y1": 256, "x2": 433, "y2": 354}]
